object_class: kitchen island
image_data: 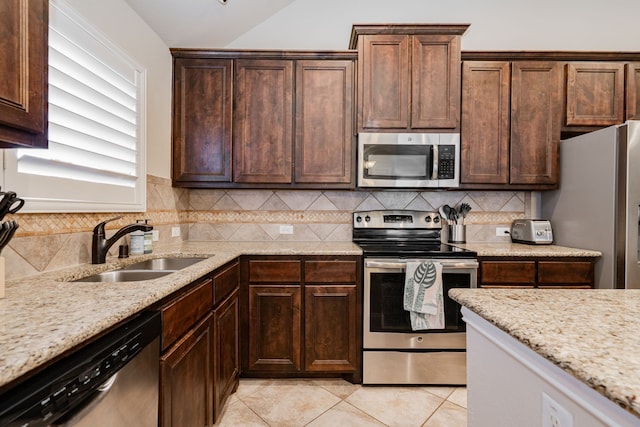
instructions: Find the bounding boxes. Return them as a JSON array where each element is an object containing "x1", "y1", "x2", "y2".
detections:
[{"x1": 450, "y1": 288, "x2": 640, "y2": 426}]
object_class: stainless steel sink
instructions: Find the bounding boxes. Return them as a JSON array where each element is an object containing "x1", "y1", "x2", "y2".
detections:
[
  {"x1": 74, "y1": 270, "x2": 173, "y2": 283},
  {"x1": 121, "y1": 257, "x2": 207, "y2": 271}
]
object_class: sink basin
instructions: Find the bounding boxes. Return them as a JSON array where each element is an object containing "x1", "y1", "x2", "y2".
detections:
[
  {"x1": 121, "y1": 257, "x2": 207, "y2": 271},
  {"x1": 74, "y1": 270, "x2": 173, "y2": 283}
]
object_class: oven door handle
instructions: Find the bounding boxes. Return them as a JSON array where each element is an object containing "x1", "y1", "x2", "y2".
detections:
[{"x1": 364, "y1": 260, "x2": 478, "y2": 269}]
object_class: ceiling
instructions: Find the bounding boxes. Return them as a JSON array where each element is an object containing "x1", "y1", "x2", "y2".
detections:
[{"x1": 124, "y1": 0, "x2": 297, "y2": 48}]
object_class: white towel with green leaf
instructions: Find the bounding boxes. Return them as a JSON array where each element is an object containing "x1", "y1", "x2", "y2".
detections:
[{"x1": 403, "y1": 260, "x2": 444, "y2": 330}]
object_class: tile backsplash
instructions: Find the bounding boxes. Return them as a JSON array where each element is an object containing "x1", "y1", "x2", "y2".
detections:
[{"x1": 3, "y1": 176, "x2": 530, "y2": 280}]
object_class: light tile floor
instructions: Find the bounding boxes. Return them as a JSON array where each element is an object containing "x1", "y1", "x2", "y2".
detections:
[{"x1": 215, "y1": 378, "x2": 467, "y2": 427}]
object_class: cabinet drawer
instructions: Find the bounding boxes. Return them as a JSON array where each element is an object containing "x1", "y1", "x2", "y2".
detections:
[
  {"x1": 304, "y1": 260, "x2": 357, "y2": 283},
  {"x1": 162, "y1": 279, "x2": 213, "y2": 350},
  {"x1": 248, "y1": 260, "x2": 301, "y2": 283},
  {"x1": 481, "y1": 261, "x2": 536, "y2": 284},
  {"x1": 213, "y1": 261, "x2": 239, "y2": 306},
  {"x1": 538, "y1": 261, "x2": 593, "y2": 284}
]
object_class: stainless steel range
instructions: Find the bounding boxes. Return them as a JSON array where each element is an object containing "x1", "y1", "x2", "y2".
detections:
[{"x1": 353, "y1": 210, "x2": 478, "y2": 385}]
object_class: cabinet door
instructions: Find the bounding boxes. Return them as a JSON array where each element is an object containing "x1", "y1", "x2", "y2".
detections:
[
  {"x1": 0, "y1": 0, "x2": 48, "y2": 148},
  {"x1": 510, "y1": 61, "x2": 561, "y2": 185},
  {"x1": 626, "y1": 63, "x2": 640, "y2": 120},
  {"x1": 160, "y1": 313, "x2": 213, "y2": 427},
  {"x1": 565, "y1": 62, "x2": 624, "y2": 126},
  {"x1": 304, "y1": 285, "x2": 357, "y2": 372},
  {"x1": 248, "y1": 285, "x2": 302, "y2": 372},
  {"x1": 234, "y1": 59, "x2": 293, "y2": 183},
  {"x1": 212, "y1": 289, "x2": 239, "y2": 424},
  {"x1": 295, "y1": 60, "x2": 354, "y2": 185},
  {"x1": 461, "y1": 61, "x2": 511, "y2": 184},
  {"x1": 172, "y1": 58, "x2": 233, "y2": 185},
  {"x1": 411, "y1": 34, "x2": 461, "y2": 129},
  {"x1": 358, "y1": 34, "x2": 410, "y2": 130}
]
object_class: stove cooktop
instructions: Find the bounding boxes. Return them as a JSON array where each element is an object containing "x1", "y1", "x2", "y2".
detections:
[
  {"x1": 352, "y1": 209, "x2": 477, "y2": 258},
  {"x1": 354, "y1": 240, "x2": 476, "y2": 258}
]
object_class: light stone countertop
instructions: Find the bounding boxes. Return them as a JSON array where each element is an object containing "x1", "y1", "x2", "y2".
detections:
[
  {"x1": 449, "y1": 288, "x2": 640, "y2": 418},
  {"x1": 0, "y1": 241, "x2": 361, "y2": 390},
  {"x1": 453, "y1": 242, "x2": 602, "y2": 257},
  {"x1": 0, "y1": 240, "x2": 600, "y2": 391}
]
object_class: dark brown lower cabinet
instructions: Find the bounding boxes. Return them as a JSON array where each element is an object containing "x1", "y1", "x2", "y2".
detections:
[
  {"x1": 242, "y1": 256, "x2": 361, "y2": 380},
  {"x1": 212, "y1": 288, "x2": 240, "y2": 422},
  {"x1": 479, "y1": 257, "x2": 595, "y2": 289},
  {"x1": 304, "y1": 285, "x2": 357, "y2": 372},
  {"x1": 160, "y1": 260, "x2": 240, "y2": 426},
  {"x1": 161, "y1": 313, "x2": 213, "y2": 427},
  {"x1": 248, "y1": 285, "x2": 302, "y2": 372}
]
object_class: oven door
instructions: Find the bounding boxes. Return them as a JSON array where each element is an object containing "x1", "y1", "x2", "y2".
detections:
[{"x1": 363, "y1": 258, "x2": 477, "y2": 350}]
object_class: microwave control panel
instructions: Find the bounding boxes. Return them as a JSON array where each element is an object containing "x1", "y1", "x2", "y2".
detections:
[{"x1": 437, "y1": 145, "x2": 455, "y2": 179}]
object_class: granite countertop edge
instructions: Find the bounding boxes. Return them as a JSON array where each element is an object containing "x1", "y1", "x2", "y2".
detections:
[
  {"x1": 453, "y1": 242, "x2": 602, "y2": 257},
  {"x1": 450, "y1": 288, "x2": 640, "y2": 419}
]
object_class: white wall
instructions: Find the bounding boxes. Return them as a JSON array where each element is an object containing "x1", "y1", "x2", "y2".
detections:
[
  {"x1": 64, "y1": 0, "x2": 172, "y2": 180},
  {"x1": 227, "y1": 0, "x2": 640, "y2": 50}
]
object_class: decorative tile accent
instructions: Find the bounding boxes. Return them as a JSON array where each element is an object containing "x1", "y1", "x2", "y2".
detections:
[{"x1": 3, "y1": 181, "x2": 531, "y2": 280}]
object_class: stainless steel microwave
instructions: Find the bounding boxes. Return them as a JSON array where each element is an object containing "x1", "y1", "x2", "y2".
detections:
[{"x1": 357, "y1": 133, "x2": 460, "y2": 188}]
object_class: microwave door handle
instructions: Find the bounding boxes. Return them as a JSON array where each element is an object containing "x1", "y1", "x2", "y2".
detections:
[{"x1": 432, "y1": 145, "x2": 439, "y2": 180}]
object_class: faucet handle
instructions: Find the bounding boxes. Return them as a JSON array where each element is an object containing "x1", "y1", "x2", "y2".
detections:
[{"x1": 93, "y1": 215, "x2": 124, "y2": 235}]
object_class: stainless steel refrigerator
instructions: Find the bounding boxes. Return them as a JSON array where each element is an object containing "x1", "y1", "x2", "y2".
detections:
[{"x1": 541, "y1": 120, "x2": 640, "y2": 289}]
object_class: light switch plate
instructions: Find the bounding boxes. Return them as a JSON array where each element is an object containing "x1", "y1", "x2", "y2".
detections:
[
  {"x1": 152, "y1": 230, "x2": 160, "y2": 241},
  {"x1": 171, "y1": 226, "x2": 181, "y2": 237}
]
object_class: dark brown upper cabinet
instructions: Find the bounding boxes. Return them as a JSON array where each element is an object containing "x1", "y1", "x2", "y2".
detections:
[
  {"x1": 349, "y1": 24, "x2": 468, "y2": 132},
  {"x1": 564, "y1": 62, "x2": 625, "y2": 128},
  {"x1": 510, "y1": 61, "x2": 562, "y2": 186},
  {"x1": 171, "y1": 50, "x2": 356, "y2": 189},
  {"x1": 234, "y1": 59, "x2": 294, "y2": 184},
  {"x1": 294, "y1": 60, "x2": 354, "y2": 185},
  {"x1": 172, "y1": 58, "x2": 233, "y2": 185},
  {"x1": 0, "y1": 0, "x2": 48, "y2": 148},
  {"x1": 626, "y1": 63, "x2": 640, "y2": 120},
  {"x1": 460, "y1": 58, "x2": 562, "y2": 189},
  {"x1": 461, "y1": 61, "x2": 511, "y2": 185}
]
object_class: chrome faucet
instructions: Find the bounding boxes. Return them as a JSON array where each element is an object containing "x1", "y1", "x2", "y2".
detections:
[{"x1": 92, "y1": 216, "x2": 153, "y2": 264}]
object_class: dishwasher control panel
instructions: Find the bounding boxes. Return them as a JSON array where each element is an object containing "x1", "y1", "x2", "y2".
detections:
[{"x1": 0, "y1": 311, "x2": 160, "y2": 427}]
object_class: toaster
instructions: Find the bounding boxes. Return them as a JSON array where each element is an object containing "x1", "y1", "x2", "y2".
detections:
[{"x1": 510, "y1": 219, "x2": 553, "y2": 245}]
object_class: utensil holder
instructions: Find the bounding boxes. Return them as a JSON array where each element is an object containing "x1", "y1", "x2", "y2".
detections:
[{"x1": 448, "y1": 225, "x2": 466, "y2": 244}]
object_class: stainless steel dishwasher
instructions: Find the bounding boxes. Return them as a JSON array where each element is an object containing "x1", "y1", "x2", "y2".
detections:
[{"x1": 0, "y1": 311, "x2": 160, "y2": 427}]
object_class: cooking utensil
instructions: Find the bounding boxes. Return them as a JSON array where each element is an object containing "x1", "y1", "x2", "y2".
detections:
[
  {"x1": 458, "y1": 203, "x2": 472, "y2": 224},
  {"x1": 438, "y1": 206, "x2": 448, "y2": 224},
  {"x1": 0, "y1": 220, "x2": 18, "y2": 254},
  {"x1": 442, "y1": 205, "x2": 451, "y2": 222},
  {"x1": 0, "y1": 191, "x2": 24, "y2": 221}
]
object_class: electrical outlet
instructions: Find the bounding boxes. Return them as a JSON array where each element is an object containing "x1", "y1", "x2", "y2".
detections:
[
  {"x1": 496, "y1": 226, "x2": 510, "y2": 236},
  {"x1": 542, "y1": 393, "x2": 573, "y2": 427},
  {"x1": 279, "y1": 225, "x2": 294, "y2": 235},
  {"x1": 152, "y1": 230, "x2": 159, "y2": 241},
  {"x1": 171, "y1": 226, "x2": 181, "y2": 237}
]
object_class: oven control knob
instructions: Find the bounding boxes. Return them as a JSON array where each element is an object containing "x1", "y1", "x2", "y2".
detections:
[
  {"x1": 356, "y1": 216, "x2": 362, "y2": 223},
  {"x1": 364, "y1": 215, "x2": 371, "y2": 222},
  {"x1": 425, "y1": 216, "x2": 432, "y2": 223},
  {"x1": 433, "y1": 217, "x2": 440, "y2": 223}
]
